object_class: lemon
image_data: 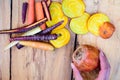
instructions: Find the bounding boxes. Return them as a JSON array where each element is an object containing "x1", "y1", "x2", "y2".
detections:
[
  {"x1": 70, "y1": 13, "x2": 90, "y2": 34},
  {"x1": 88, "y1": 13, "x2": 110, "y2": 36}
]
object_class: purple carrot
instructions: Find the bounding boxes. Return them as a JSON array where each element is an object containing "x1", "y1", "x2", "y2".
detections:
[
  {"x1": 22, "y1": 2, "x2": 28, "y2": 23},
  {"x1": 0, "y1": 18, "x2": 47, "y2": 34},
  {"x1": 10, "y1": 34, "x2": 59, "y2": 41},
  {"x1": 39, "y1": 20, "x2": 64, "y2": 35}
]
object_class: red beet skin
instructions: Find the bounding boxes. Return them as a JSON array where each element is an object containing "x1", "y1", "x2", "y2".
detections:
[{"x1": 72, "y1": 45, "x2": 100, "y2": 72}]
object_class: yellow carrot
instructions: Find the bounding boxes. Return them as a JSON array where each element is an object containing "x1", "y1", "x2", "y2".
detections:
[
  {"x1": 35, "y1": 2, "x2": 46, "y2": 30},
  {"x1": 27, "y1": 0, "x2": 35, "y2": 25},
  {"x1": 19, "y1": 41, "x2": 54, "y2": 51}
]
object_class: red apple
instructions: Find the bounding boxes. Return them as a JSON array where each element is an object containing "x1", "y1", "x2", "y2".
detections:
[{"x1": 72, "y1": 45, "x2": 100, "y2": 72}]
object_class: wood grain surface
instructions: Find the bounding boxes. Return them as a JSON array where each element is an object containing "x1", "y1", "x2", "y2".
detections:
[
  {"x1": 11, "y1": 0, "x2": 75, "y2": 80},
  {"x1": 0, "y1": 0, "x2": 11, "y2": 80},
  {"x1": 0, "y1": 0, "x2": 120, "y2": 80}
]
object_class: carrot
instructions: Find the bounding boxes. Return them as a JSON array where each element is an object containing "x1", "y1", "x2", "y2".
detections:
[
  {"x1": 39, "y1": 20, "x2": 64, "y2": 35},
  {"x1": 46, "y1": 0, "x2": 51, "y2": 6},
  {"x1": 0, "y1": 18, "x2": 47, "y2": 34},
  {"x1": 19, "y1": 41, "x2": 54, "y2": 51},
  {"x1": 27, "y1": 0, "x2": 35, "y2": 25},
  {"x1": 22, "y1": 2, "x2": 28, "y2": 23},
  {"x1": 35, "y1": 2, "x2": 46, "y2": 30},
  {"x1": 10, "y1": 34, "x2": 59, "y2": 41},
  {"x1": 43, "y1": 0, "x2": 51, "y2": 6},
  {"x1": 42, "y1": 1, "x2": 51, "y2": 21},
  {"x1": 16, "y1": 43, "x2": 24, "y2": 49}
]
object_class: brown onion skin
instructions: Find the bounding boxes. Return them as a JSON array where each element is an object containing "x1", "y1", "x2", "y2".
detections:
[{"x1": 72, "y1": 45, "x2": 100, "y2": 72}]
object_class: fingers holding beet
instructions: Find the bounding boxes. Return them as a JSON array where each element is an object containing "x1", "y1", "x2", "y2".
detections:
[{"x1": 99, "y1": 50, "x2": 111, "y2": 70}]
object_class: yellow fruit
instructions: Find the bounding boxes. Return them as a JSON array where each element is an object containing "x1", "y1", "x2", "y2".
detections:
[
  {"x1": 70, "y1": 13, "x2": 90, "y2": 34},
  {"x1": 50, "y1": 28, "x2": 70, "y2": 48},
  {"x1": 62, "y1": 0, "x2": 85, "y2": 18},
  {"x1": 88, "y1": 13, "x2": 110, "y2": 36}
]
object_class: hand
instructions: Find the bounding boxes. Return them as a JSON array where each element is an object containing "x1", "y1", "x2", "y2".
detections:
[
  {"x1": 71, "y1": 50, "x2": 111, "y2": 80},
  {"x1": 0, "y1": 68, "x2": 1, "y2": 80}
]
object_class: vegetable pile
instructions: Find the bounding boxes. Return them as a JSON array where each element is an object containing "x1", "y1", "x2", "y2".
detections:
[
  {"x1": 62, "y1": 0, "x2": 115, "y2": 39},
  {"x1": 0, "y1": 0, "x2": 71, "y2": 51},
  {"x1": 0, "y1": 0, "x2": 116, "y2": 51}
]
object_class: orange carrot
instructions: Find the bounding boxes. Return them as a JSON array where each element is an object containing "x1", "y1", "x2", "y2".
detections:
[
  {"x1": 19, "y1": 41, "x2": 54, "y2": 51},
  {"x1": 27, "y1": 0, "x2": 35, "y2": 25},
  {"x1": 35, "y1": 2, "x2": 46, "y2": 30}
]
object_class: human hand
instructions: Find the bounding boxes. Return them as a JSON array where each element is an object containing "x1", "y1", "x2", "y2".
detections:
[{"x1": 71, "y1": 50, "x2": 111, "y2": 80}]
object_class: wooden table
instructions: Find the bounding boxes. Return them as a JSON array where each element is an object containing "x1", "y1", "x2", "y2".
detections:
[{"x1": 0, "y1": 0, "x2": 120, "y2": 80}]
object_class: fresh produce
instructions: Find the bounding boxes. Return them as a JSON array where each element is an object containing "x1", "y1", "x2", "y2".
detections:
[
  {"x1": 42, "y1": 1, "x2": 51, "y2": 21},
  {"x1": 39, "y1": 20, "x2": 64, "y2": 34},
  {"x1": 62, "y1": 0, "x2": 85, "y2": 18},
  {"x1": 19, "y1": 41, "x2": 54, "y2": 51},
  {"x1": 72, "y1": 45, "x2": 100, "y2": 72},
  {"x1": 50, "y1": 28, "x2": 70, "y2": 48},
  {"x1": 16, "y1": 43, "x2": 24, "y2": 49},
  {"x1": 88, "y1": 13, "x2": 110, "y2": 36},
  {"x1": 35, "y1": 2, "x2": 46, "y2": 30},
  {"x1": 70, "y1": 13, "x2": 90, "y2": 34},
  {"x1": 14, "y1": 20, "x2": 63, "y2": 49},
  {"x1": 46, "y1": 2, "x2": 68, "y2": 30},
  {"x1": 22, "y1": 2, "x2": 28, "y2": 23},
  {"x1": 10, "y1": 34, "x2": 59, "y2": 41},
  {"x1": 0, "y1": 18, "x2": 47, "y2": 34},
  {"x1": 46, "y1": 16, "x2": 68, "y2": 30},
  {"x1": 27, "y1": 0, "x2": 35, "y2": 25},
  {"x1": 99, "y1": 22, "x2": 115, "y2": 39},
  {"x1": 46, "y1": 0, "x2": 51, "y2": 6},
  {"x1": 5, "y1": 26, "x2": 43, "y2": 50},
  {"x1": 49, "y1": 2, "x2": 64, "y2": 19}
]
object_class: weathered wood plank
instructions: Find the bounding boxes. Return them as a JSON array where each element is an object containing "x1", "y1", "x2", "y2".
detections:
[
  {"x1": 0, "y1": 0, "x2": 11, "y2": 80},
  {"x1": 77, "y1": 0, "x2": 120, "y2": 80},
  {"x1": 11, "y1": 0, "x2": 75, "y2": 80}
]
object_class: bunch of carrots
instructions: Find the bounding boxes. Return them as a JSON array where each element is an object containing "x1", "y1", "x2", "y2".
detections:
[{"x1": 0, "y1": 0, "x2": 64, "y2": 51}]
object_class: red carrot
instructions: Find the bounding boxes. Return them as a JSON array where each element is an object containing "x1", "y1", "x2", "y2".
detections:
[
  {"x1": 42, "y1": 1, "x2": 51, "y2": 21},
  {"x1": 35, "y1": 2, "x2": 46, "y2": 30},
  {"x1": 19, "y1": 41, "x2": 54, "y2": 51},
  {"x1": 22, "y1": 2, "x2": 28, "y2": 23},
  {"x1": 27, "y1": 0, "x2": 35, "y2": 25},
  {"x1": 0, "y1": 18, "x2": 47, "y2": 34}
]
